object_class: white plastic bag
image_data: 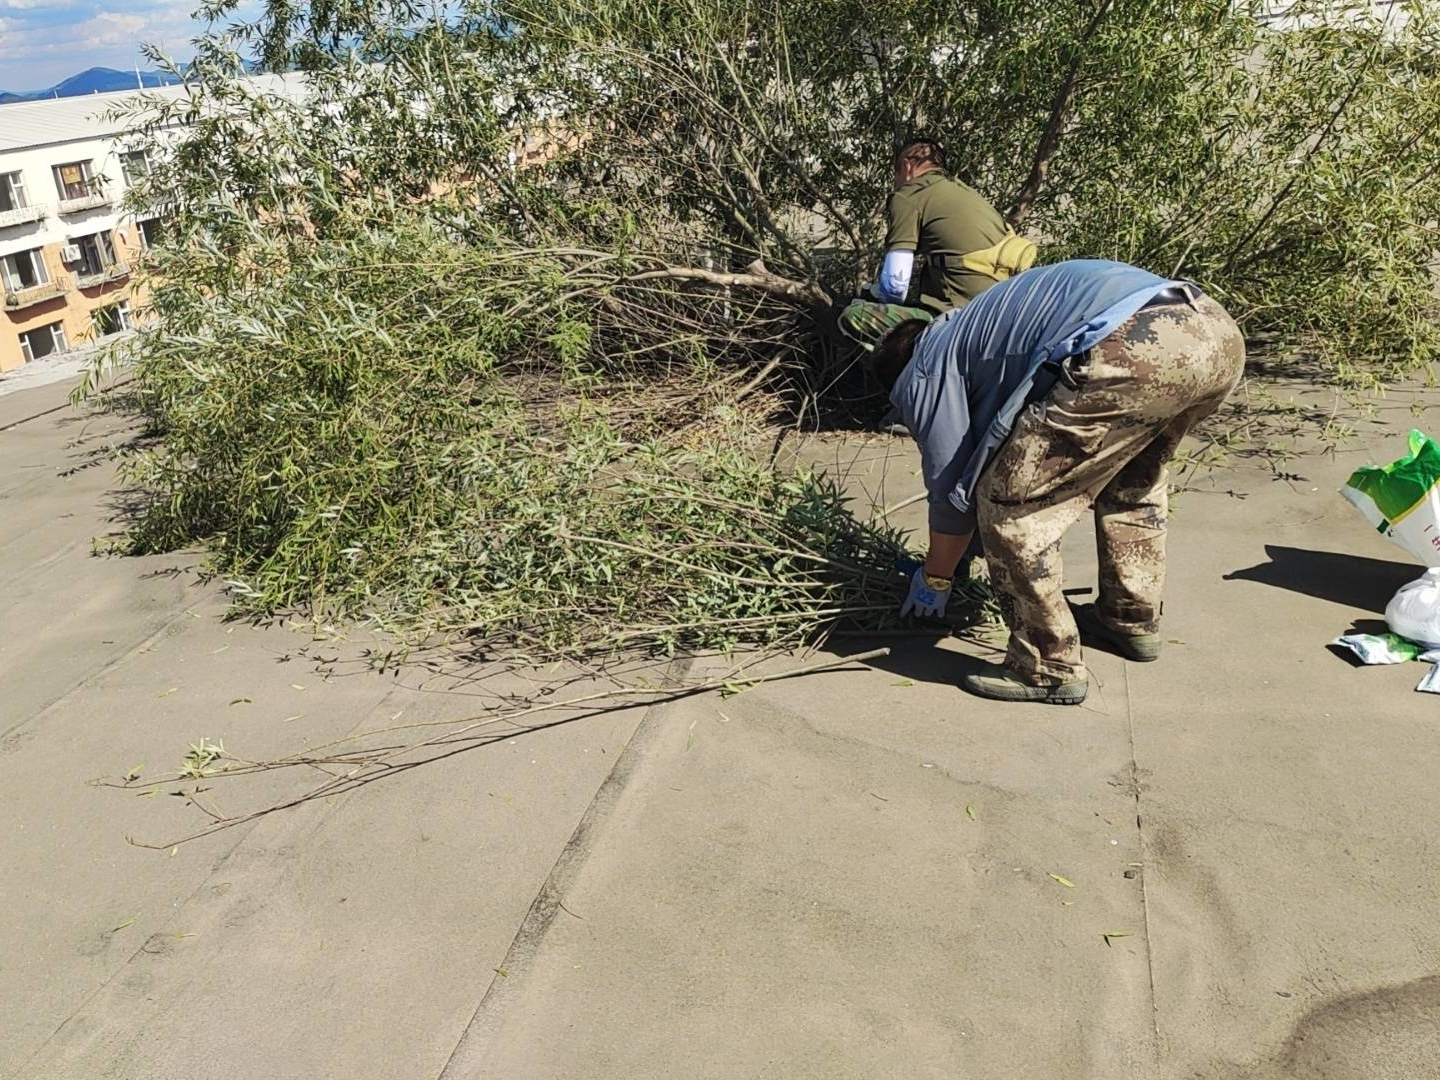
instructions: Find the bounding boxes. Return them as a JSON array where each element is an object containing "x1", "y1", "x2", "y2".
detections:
[{"x1": 1385, "y1": 567, "x2": 1440, "y2": 647}]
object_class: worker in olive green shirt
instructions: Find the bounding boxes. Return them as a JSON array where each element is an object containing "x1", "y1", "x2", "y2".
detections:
[{"x1": 839, "y1": 139, "x2": 1037, "y2": 352}]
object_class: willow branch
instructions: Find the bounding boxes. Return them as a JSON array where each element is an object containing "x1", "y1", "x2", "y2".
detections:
[
  {"x1": 625, "y1": 266, "x2": 832, "y2": 305},
  {"x1": 1007, "y1": 0, "x2": 1116, "y2": 228}
]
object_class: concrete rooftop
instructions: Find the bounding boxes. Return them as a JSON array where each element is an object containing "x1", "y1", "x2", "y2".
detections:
[{"x1": 3, "y1": 371, "x2": 1439, "y2": 1079}]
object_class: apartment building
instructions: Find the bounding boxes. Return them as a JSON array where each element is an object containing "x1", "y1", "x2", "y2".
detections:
[{"x1": 0, "y1": 88, "x2": 192, "y2": 371}]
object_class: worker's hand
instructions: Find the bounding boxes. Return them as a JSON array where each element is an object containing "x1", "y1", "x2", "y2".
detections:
[
  {"x1": 900, "y1": 566, "x2": 951, "y2": 619},
  {"x1": 893, "y1": 555, "x2": 923, "y2": 579}
]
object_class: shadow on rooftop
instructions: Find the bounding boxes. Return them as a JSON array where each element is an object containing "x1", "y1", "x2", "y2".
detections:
[
  {"x1": 828, "y1": 631, "x2": 997, "y2": 690},
  {"x1": 1224, "y1": 544, "x2": 1417, "y2": 613}
]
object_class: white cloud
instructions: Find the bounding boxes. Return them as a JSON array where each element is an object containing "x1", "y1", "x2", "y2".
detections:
[
  {"x1": 1, "y1": 0, "x2": 261, "y2": 88},
  {"x1": 0, "y1": 0, "x2": 77, "y2": 11},
  {"x1": 0, "y1": 8, "x2": 197, "y2": 62},
  {"x1": 79, "y1": 11, "x2": 147, "y2": 48}
]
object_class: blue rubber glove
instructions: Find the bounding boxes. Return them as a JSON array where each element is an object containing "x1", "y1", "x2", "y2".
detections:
[{"x1": 900, "y1": 566, "x2": 950, "y2": 619}]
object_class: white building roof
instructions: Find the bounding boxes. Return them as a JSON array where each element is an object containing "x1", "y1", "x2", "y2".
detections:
[{"x1": 0, "y1": 72, "x2": 303, "y2": 152}]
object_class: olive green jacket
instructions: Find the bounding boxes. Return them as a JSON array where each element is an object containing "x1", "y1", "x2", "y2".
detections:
[{"x1": 884, "y1": 170, "x2": 1011, "y2": 312}]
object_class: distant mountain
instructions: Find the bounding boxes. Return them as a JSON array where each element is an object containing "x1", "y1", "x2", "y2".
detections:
[{"x1": 0, "y1": 67, "x2": 184, "y2": 103}]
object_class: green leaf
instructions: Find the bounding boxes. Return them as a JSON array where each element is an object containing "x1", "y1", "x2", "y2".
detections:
[
  {"x1": 965, "y1": 805, "x2": 976, "y2": 820},
  {"x1": 1103, "y1": 931, "x2": 1133, "y2": 947},
  {"x1": 1049, "y1": 873, "x2": 1076, "y2": 888}
]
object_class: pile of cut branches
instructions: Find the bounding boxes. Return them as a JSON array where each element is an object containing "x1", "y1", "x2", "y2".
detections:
[{"x1": 105, "y1": 209, "x2": 971, "y2": 662}]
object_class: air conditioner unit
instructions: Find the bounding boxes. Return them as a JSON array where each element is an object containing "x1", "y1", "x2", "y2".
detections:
[{"x1": 60, "y1": 244, "x2": 82, "y2": 263}]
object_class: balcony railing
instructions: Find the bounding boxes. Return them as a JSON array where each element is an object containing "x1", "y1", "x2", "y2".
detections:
[
  {"x1": 75, "y1": 262, "x2": 130, "y2": 289},
  {"x1": 3, "y1": 278, "x2": 70, "y2": 310},
  {"x1": 57, "y1": 191, "x2": 112, "y2": 214},
  {"x1": 0, "y1": 204, "x2": 47, "y2": 228}
]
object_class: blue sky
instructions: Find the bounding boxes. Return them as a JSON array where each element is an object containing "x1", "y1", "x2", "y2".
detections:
[{"x1": 0, "y1": 0, "x2": 252, "y2": 92}]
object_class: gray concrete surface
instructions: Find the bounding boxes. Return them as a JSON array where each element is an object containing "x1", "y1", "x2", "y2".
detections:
[
  {"x1": 4, "y1": 374, "x2": 1440, "y2": 1079},
  {"x1": 1, "y1": 380, "x2": 651, "y2": 1079}
]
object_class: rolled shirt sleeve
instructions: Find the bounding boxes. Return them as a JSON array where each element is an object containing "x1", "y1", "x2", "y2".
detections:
[
  {"x1": 890, "y1": 339, "x2": 980, "y2": 535},
  {"x1": 931, "y1": 488, "x2": 978, "y2": 534}
]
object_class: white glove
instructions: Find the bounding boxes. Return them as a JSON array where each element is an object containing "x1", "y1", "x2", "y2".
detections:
[{"x1": 900, "y1": 567, "x2": 951, "y2": 619}]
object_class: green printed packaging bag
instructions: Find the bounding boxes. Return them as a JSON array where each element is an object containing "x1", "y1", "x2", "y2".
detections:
[{"x1": 1341, "y1": 430, "x2": 1440, "y2": 567}]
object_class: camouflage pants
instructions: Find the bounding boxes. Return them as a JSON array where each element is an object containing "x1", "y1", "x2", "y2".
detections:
[
  {"x1": 975, "y1": 294, "x2": 1246, "y2": 685},
  {"x1": 837, "y1": 299, "x2": 933, "y2": 352}
]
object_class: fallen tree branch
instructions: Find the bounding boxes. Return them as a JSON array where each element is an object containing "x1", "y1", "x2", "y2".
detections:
[
  {"x1": 731, "y1": 353, "x2": 789, "y2": 402},
  {"x1": 625, "y1": 266, "x2": 832, "y2": 306},
  {"x1": 1008, "y1": 0, "x2": 1116, "y2": 229},
  {"x1": 117, "y1": 647, "x2": 891, "y2": 850}
]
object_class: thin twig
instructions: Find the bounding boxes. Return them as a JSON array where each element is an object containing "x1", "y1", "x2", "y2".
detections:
[{"x1": 123, "y1": 648, "x2": 891, "y2": 850}]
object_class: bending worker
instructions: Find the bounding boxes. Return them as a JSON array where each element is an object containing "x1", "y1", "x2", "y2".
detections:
[
  {"x1": 839, "y1": 138, "x2": 1036, "y2": 352},
  {"x1": 880, "y1": 259, "x2": 1245, "y2": 706}
]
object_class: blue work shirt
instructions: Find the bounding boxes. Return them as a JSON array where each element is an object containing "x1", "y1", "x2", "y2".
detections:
[{"x1": 890, "y1": 259, "x2": 1192, "y2": 533}]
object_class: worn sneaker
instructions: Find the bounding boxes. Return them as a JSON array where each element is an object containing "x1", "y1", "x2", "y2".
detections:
[
  {"x1": 961, "y1": 663, "x2": 1088, "y2": 705},
  {"x1": 1070, "y1": 603, "x2": 1162, "y2": 663}
]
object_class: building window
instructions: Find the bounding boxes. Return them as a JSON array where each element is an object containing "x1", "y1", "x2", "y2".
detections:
[
  {"x1": 0, "y1": 172, "x2": 28, "y2": 212},
  {"x1": 121, "y1": 150, "x2": 153, "y2": 186},
  {"x1": 54, "y1": 160, "x2": 98, "y2": 201},
  {"x1": 138, "y1": 216, "x2": 166, "y2": 250},
  {"x1": 71, "y1": 231, "x2": 118, "y2": 278},
  {"x1": 18, "y1": 321, "x2": 67, "y2": 363},
  {"x1": 0, "y1": 248, "x2": 49, "y2": 292},
  {"x1": 94, "y1": 301, "x2": 133, "y2": 336}
]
